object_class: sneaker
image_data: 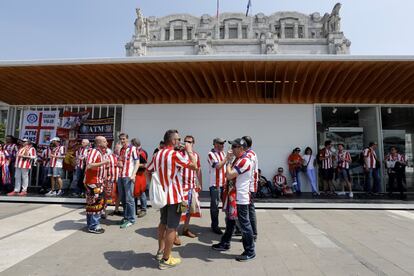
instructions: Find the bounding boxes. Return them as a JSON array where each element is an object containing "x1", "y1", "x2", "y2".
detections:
[
  {"x1": 182, "y1": 229, "x2": 197, "y2": 238},
  {"x1": 56, "y1": 190, "x2": 63, "y2": 196},
  {"x1": 7, "y1": 191, "x2": 18, "y2": 196},
  {"x1": 212, "y1": 228, "x2": 223, "y2": 235},
  {"x1": 159, "y1": 256, "x2": 181, "y2": 270},
  {"x1": 137, "y1": 210, "x2": 147, "y2": 218},
  {"x1": 45, "y1": 190, "x2": 57, "y2": 197},
  {"x1": 236, "y1": 253, "x2": 256, "y2": 262},
  {"x1": 18, "y1": 191, "x2": 27, "y2": 196},
  {"x1": 337, "y1": 191, "x2": 346, "y2": 196},
  {"x1": 120, "y1": 221, "x2": 133, "y2": 229},
  {"x1": 174, "y1": 234, "x2": 182, "y2": 246},
  {"x1": 212, "y1": 243, "x2": 230, "y2": 251},
  {"x1": 88, "y1": 228, "x2": 105, "y2": 234},
  {"x1": 349, "y1": 192, "x2": 354, "y2": 198},
  {"x1": 155, "y1": 250, "x2": 164, "y2": 261},
  {"x1": 118, "y1": 218, "x2": 127, "y2": 225}
]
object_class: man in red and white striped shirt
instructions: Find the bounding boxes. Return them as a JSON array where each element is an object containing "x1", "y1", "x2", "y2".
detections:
[
  {"x1": 84, "y1": 136, "x2": 110, "y2": 234},
  {"x1": 7, "y1": 139, "x2": 36, "y2": 196},
  {"x1": 4, "y1": 135, "x2": 18, "y2": 188},
  {"x1": 363, "y1": 142, "x2": 381, "y2": 194},
  {"x1": 45, "y1": 137, "x2": 66, "y2": 197},
  {"x1": 242, "y1": 136, "x2": 258, "y2": 241},
  {"x1": 147, "y1": 129, "x2": 198, "y2": 270},
  {"x1": 318, "y1": 140, "x2": 336, "y2": 194},
  {"x1": 117, "y1": 133, "x2": 140, "y2": 229},
  {"x1": 180, "y1": 135, "x2": 202, "y2": 239},
  {"x1": 207, "y1": 137, "x2": 227, "y2": 235},
  {"x1": 385, "y1": 146, "x2": 406, "y2": 199},
  {"x1": 337, "y1": 143, "x2": 353, "y2": 198},
  {"x1": 69, "y1": 139, "x2": 90, "y2": 196}
]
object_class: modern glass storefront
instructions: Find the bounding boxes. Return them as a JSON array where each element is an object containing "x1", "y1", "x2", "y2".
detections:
[{"x1": 316, "y1": 105, "x2": 414, "y2": 193}]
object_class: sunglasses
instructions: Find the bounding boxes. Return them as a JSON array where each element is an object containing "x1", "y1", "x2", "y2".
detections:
[
  {"x1": 231, "y1": 145, "x2": 241, "y2": 149},
  {"x1": 184, "y1": 140, "x2": 193, "y2": 144}
]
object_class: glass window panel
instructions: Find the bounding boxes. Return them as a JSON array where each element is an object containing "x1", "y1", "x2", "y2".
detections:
[
  {"x1": 174, "y1": 28, "x2": 183, "y2": 40},
  {"x1": 228, "y1": 27, "x2": 238, "y2": 39}
]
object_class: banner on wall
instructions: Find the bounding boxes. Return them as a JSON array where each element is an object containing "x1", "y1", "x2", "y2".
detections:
[
  {"x1": 57, "y1": 110, "x2": 90, "y2": 141},
  {"x1": 20, "y1": 110, "x2": 59, "y2": 146},
  {"x1": 78, "y1": 117, "x2": 114, "y2": 142}
]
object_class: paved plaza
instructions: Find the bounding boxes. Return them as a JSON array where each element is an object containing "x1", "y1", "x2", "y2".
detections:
[{"x1": 1, "y1": 202, "x2": 414, "y2": 275}]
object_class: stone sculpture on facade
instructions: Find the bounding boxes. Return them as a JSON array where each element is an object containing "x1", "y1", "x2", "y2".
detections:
[{"x1": 125, "y1": 3, "x2": 351, "y2": 56}]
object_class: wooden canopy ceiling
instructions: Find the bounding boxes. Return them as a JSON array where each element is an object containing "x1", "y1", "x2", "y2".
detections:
[{"x1": 0, "y1": 56, "x2": 414, "y2": 105}]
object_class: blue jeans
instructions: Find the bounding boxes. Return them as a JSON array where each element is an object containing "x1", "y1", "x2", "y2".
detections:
[
  {"x1": 306, "y1": 168, "x2": 318, "y2": 193},
  {"x1": 135, "y1": 191, "x2": 147, "y2": 212},
  {"x1": 117, "y1": 177, "x2": 136, "y2": 223},
  {"x1": 249, "y1": 196, "x2": 258, "y2": 237},
  {"x1": 86, "y1": 213, "x2": 101, "y2": 230},
  {"x1": 221, "y1": 204, "x2": 255, "y2": 256},
  {"x1": 209, "y1": 186, "x2": 223, "y2": 230},
  {"x1": 70, "y1": 167, "x2": 84, "y2": 194},
  {"x1": 366, "y1": 168, "x2": 381, "y2": 193}
]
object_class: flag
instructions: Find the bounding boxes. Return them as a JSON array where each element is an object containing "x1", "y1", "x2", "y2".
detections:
[
  {"x1": 216, "y1": 0, "x2": 220, "y2": 19},
  {"x1": 246, "y1": 0, "x2": 252, "y2": 16}
]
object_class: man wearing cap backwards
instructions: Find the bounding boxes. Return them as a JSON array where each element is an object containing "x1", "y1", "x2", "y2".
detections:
[
  {"x1": 207, "y1": 137, "x2": 227, "y2": 234},
  {"x1": 242, "y1": 136, "x2": 258, "y2": 241},
  {"x1": 7, "y1": 139, "x2": 36, "y2": 196},
  {"x1": 45, "y1": 137, "x2": 66, "y2": 196},
  {"x1": 212, "y1": 138, "x2": 256, "y2": 262}
]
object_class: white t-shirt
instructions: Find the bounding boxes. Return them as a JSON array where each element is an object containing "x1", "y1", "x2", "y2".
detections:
[
  {"x1": 233, "y1": 155, "x2": 253, "y2": 205},
  {"x1": 302, "y1": 154, "x2": 315, "y2": 170}
]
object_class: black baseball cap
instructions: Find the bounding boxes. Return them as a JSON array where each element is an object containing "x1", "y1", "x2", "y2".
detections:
[{"x1": 228, "y1": 138, "x2": 247, "y2": 148}]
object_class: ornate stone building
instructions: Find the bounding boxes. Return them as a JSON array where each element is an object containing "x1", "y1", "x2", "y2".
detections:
[{"x1": 126, "y1": 3, "x2": 351, "y2": 56}]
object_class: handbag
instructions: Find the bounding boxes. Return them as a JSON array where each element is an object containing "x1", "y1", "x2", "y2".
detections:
[
  {"x1": 301, "y1": 155, "x2": 311, "y2": 172},
  {"x1": 149, "y1": 172, "x2": 167, "y2": 209}
]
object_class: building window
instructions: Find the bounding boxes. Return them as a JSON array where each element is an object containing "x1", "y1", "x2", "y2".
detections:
[
  {"x1": 174, "y1": 28, "x2": 183, "y2": 40},
  {"x1": 165, "y1": 29, "x2": 170, "y2": 40},
  {"x1": 285, "y1": 26, "x2": 294, "y2": 38},
  {"x1": 229, "y1": 27, "x2": 238, "y2": 39},
  {"x1": 187, "y1": 28, "x2": 192, "y2": 40},
  {"x1": 298, "y1": 26, "x2": 304, "y2": 38},
  {"x1": 242, "y1": 26, "x2": 248, "y2": 39},
  {"x1": 220, "y1": 27, "x2": 225, "y2": 39},
  {"x1": 274, "y1": 25, "x2": 280, "y2": 38}
]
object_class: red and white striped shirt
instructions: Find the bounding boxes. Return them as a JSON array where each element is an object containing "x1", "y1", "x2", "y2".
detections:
[
  {"x1": 147, "y1": 146, "x2": 191, "y2": 205},
  {"x1": 246, "y1": 149, "x2": 259, "y2": 193},
  {"x1": 4, "y1": 144, "x2": 18, "y2": 159},
  {"x1": 119, "y1": 145, "x2": 139, "y2": 178},
  {"x1": 337, "y1": 150, "x2": 352, "y2": 169},
  {"x1": 41, "y1": 147, "x2": 51, "y2": 167},
  {"x1": 207, "y1": 149, "x2": 226, "y2": 188},
  {"x1": 0, "y1": 150, "x2": 9, "y2": 166},
  {"x1": 232, "y1": 154, "x2": 252, "y2": 205},
  {"x1": 180, "y1": 151, "x2": 201, "y2": 190},
  {"x1": 84, "y1": 148, "x2": 107, "y2": 184},
  {"x1": 75, "y1": 147, "x2": 89, "y2": 169},
  {"x1": 363, "y1": 147, "x2": 378, "y2": 169},
  {"x1": 106, "y1": 154, "x2": 119, "y2": 183},
  {"x1": 15, "y1": 146, "x2": 36, "y2": 169},
  {"x1": 319, "y1": 148, "x2": 333, "y2": 169},
  {"x1": 50, "y1": 145, "x2": 66, "y2": 168},
  {"x1": 273, "y1": 174, "x2": 287, "y2": 185}
]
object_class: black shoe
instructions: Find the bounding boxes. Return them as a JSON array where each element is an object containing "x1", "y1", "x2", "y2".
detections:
[
  {"x1": 212, "y1": 243, "x2": 230, "y2": 251},
  {"x1": 88, "y1": 228, "x2": 105, "y2": 234},
  {"x1": 236, "y1": 253, "x2": 256, "y2": 262},
  {"x1": 234, "y1": 230, "x2": 242, "y2": 236},
  {"x1": 212, "y1": 228, "x2": 223, "y2": 235}
]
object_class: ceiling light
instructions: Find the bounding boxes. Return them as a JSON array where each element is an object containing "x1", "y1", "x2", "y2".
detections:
[
  {"x1": 387, "y1": 107, "x2": 392, "y2": 114},
  {"x1": 332, "y1": 107, "x2": 337, "y2": 114},
  {"x1": 354, "y1": 107, "x2": 360, "y2": 114}
]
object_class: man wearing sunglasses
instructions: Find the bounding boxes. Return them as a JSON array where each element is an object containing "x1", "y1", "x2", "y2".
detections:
[{"x1": 207, "y1": 138, "x2": 227, "y2": 235}]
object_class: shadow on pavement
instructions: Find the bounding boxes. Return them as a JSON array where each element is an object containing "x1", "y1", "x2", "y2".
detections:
[
  {"x1": 174, "y1": 242, "x2": 238, "y2": 262},
  {"x1": 53, "y1": 219, "x2": 85, "y2": 231},
  {"x1": 103, "y1": 251, "x2": 158, "y2": 270}
]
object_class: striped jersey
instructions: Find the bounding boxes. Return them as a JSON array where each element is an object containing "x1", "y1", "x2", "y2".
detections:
[
  {"x1": 41, "y1": 147, "x2": 52, "y2": 167},
  {"x1": 207, "y1": 149, "x2": 226, "y2": 188},
  {"x1": 106, "y1": 153, "x2": 119, "y2": 183},
  {"x1": 4, "y1": 144, "x2": 18, "y2": 160},
  {"x1": 180, "y1": 151, "x2": 201, "y2": 190},
  {"x1": 147, "y1": 146, "x2": 191, "y2": 205},
  {"x1": 0, "y1": 150, "x2": 9, "y2": 166},
  {"x1": 15, "y1": 146, "x2": 36, "y2": 169},
  {"x1": 245, "y1": 149, "x2": 259, "y2": 193},
  {"x1": 363, "y1": 147, "x2": 378, "y2": 169},
  {"x1": 319, "y1": 148, "x2": 334, "y2": 169},
  {"x1": 50, "y1": 146, "x2": 66, "y2": 168},
  {"x1": 75, "y1": 147, "x2": 89, "y2": 169},
  {"x1": 119, "y1": 145, "x2": 139, "y2": 178},
  {"x1": 337, "y1": 150, "x2": 352, "y2": 169},
  {"x1": 84, "y1": 148, "x2": 107, "y2": 184},
  {"x1": 273, "y1": 174, "x2": 287, "y2": 185},
  {"x1": 232, "y1": 153, "x2": 252, "y2": 205}
]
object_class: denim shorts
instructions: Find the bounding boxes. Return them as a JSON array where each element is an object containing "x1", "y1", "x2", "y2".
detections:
[
  {"x1": 160, "y1": 203, "x2": 181, "y2": 229},
  {"x1": 48, "y1": 167, "x2": 64, "y2": 178}
]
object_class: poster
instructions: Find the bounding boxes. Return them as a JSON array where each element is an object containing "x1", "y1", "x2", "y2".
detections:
[
  {"x1": 78, "y1": 117, "x2": 114, "y2": 142},
  {"x1": 20, "y1": 110, "x2": 59, "y2": 145}
]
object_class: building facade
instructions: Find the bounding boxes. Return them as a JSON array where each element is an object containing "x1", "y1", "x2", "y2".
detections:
[{"x1": 126, "y1": 3, "x2": 351, "y2": 56}]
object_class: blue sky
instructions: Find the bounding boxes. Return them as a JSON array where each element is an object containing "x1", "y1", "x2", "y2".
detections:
[{"x1": 0, "y1": 0, "x2": 412, "y2": 60}]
